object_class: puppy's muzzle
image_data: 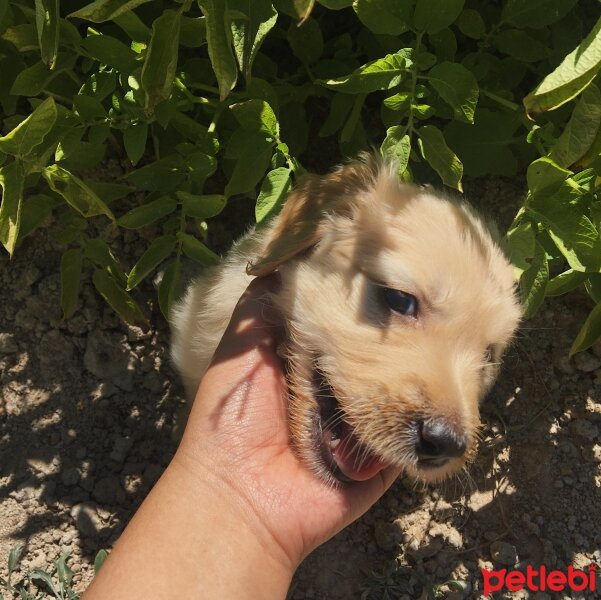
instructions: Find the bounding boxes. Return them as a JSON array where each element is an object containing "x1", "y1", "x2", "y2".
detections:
[{"x1": 414, "y1": 418, "x2": 467, "y2": 469}]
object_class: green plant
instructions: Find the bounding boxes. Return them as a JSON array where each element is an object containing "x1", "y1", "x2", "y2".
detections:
[
  {"x1": 0, "y1": 0, "x2": 599, "y2": 350},
  {"x1": 0, "y1": 543, "x2": 107, "y2": 599}
]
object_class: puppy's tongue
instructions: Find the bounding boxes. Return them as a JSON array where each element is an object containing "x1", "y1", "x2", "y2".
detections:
[{"x1": 331, "y1": 423, "x2": 389, "y2": 481}]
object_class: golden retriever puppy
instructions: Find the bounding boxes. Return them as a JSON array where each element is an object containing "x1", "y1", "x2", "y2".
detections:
[{"x1": 170, "y1": 155, "x2": 521, "y2": 485}]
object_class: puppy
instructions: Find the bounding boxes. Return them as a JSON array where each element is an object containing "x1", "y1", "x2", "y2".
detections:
[{"x1": 170, "y1": 155, "x2": 521, "y2": 485}]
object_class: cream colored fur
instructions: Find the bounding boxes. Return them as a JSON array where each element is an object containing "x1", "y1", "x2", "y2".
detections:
[{"x1": 170, "y1": 156, "x2": 521, "y2": 484}]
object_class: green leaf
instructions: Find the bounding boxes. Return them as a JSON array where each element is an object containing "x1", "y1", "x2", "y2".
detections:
[
  {"x1": 255, "y1": 167, "x2": 292, "y2": 224},
  {"x1": 30, "y1": 570, "x2": 59, "y2": 596},
  {"x1": 414, "y1": 0, "x2": 464, "y2": 34},
  {"x1": 319, "y1": 93, "x2": 354, "y2": 136},
  {"x1": 230, "y1": 0, "x2": 278, "y2": 81},
  {"x1": 287, "y1": 17, "x2": 323, "y2": 64},
  {"x1": 0, "y1": 161, "x2": 24, "y2": 256},
  {"x1": 60, "y1": 248, "x2": 83, "y2": 318},
  {"x1": 84, "y1": 238, "x2": 126, "y2": 282},
  {"x1": 179, "y1": 192, "x2": 227, "y2": 219},
  {"x1": 0, "y1": 97, "x2": 57, "y2": 158},
  {"x1": 427, "y1": 61, "x2": 478, "y2": 123},
  {"x1": 524, "y1": 17, "x2": 601, "y2": 114},
  {"x1": 158, "y1": 258, "x2": 182, "y2": 319},
  {"x1": 114, "y1": 11, "x2": 151, "y2": 42},
  {"x1": 549, "y1": 83, "x2": 601, "y2": 168},
  {"x1": 231, "y1": 99, "x2": 279, "y2": 138},
  {"x1": 141, "y1": 10, "x2": 181, "y2": 112},
  {"x1": 457, "y1": 9, "x2": 485, "y2": 39},
  {"x1": 318, "y1": 0, "x2": 352, "y2": 7},
  {"x1": 55, "y1": 552, "x2": 74, "y2": 587},
  {"x1": 2, "y1": 24, "x2": 40, "y2": 52},
  {"x1": 19, "y1": 194, "x2": 54, "y2": 240},
  {"x1": 586, "y1": 274, "x2": 601, "y2": 303},
  {"x1": 8, "y1": 544, "x2": 24, "y2": 574},
  {"x1": 94, "y1": 550, "x2": 109, "y2": 574},
  {"x1": 198, "y1": 0, "x2": 237, "y2": 100},
  {"x1": 178, "y1": 232, "x2": 220, "y2": 265},
  {"x1": 546, "y1": 269, "x2": 587, "y2": 296},
  {"x1": 445, "y1": 109, "x2": 519, "y2": 177},
  {"x1": 118, "y1": 196, "x2": 177, "y2": 229},
  {"x1": 504, "y1": 220, "x2": 536, "y2": 277},
  {"x1": 225, "y1": 132, "x2": 274, "y2": 196},
  {"x1": 188, "y1": 152, "x2": 217, "y2": 186},
  {"x1": 125, "y1": 156, "x2": 186, "y2": 192},
  {"x1": 73, "y1": 95, "x2": 106, "y2": 121},
  {"x1": 417, "y1": 125, "x2": 463, "y2": 191},
  {"x1": 10, "y1": 54, "x2": 76, "y2": 96},
  {"x1": 69, "y1": 0, "x2": 152, "y2": 22},
  {"x1": 180, "y1": 16, "x2": 206, "y2": 48},
  {"x1": 519, "y1": 241, "x2": 548, "y2": 318},
  {"x1": 81, "y1": 33, "x2": 139, "y2": 73},
  {"x1": 127, "y1": 235, "x2": 176, "y2": 290},
  {"x1": 380, "y1": 127, "x2": 410, "y2": 175},
  {"x1": 35, "y1": 0, "x2": 60, "y2": 69},
  {"x1": 43, "y1": 165, "x2": 115, "y2": 221},
  {"x1": 352, "y1": 0, "x2": 412, "y2": 36},
  {"x1": 526, "y1": 156, "x2": 571, "y2": 196},
  {"x1": 495, "y1": 30, "x2": 550, "y2": 63},
  {"x1": 501, "y1": 0, "x2": 577, "y2": 29},
  {"x1": 317, "y1": 49, "x2": 412, "y2": 94},
  {"x1": 570, "y1": 300, "x2": 601, "y2": 355},
  {"x1": 529, "y1": 179, "x2": 600, "y2": 270},
  {"x1": 340, "y1": 94, "x2": 365, "y2": 142},
  {"x1": 93, "y1": 269, "x2": 149, "y2": 327},
  {"x1": 123, "y1": 123, "x2": 148, "y2": 165}
]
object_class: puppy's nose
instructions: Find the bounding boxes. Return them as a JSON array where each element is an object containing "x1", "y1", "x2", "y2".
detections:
[{"x1": 415, "y1": 419, "x2": 467, "y2": 460}]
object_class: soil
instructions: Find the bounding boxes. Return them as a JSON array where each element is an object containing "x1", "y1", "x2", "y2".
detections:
[{"x1": 1, "y1": 176, "x2": 600, "y2": 599}]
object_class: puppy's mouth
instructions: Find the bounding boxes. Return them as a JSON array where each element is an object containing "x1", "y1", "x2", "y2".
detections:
[{"x1": 312, "y1": 371, "x2": 390, "y2": 483}]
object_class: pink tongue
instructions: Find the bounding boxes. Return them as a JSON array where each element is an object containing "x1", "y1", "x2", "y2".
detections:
[{"x1": 332, "y1": 424, "x2": 389, "y2": 481}]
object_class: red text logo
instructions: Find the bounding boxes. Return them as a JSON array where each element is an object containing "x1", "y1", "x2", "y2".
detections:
[{"x1": 482, "y1": 564, "x2": 597, "y2": 596}]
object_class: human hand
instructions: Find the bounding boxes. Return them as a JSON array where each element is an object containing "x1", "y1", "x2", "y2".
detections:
[{"x1": 173, "y1": 275, "x2": 401, "y2": 573}]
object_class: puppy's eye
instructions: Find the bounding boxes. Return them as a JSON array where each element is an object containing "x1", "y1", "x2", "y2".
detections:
[{"x1": 382, "y1": 288, "x2": 418, "y2": 317}]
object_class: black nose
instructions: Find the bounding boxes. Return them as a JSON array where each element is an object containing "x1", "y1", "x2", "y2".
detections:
[{"x1": 415, "y1": 419, "x2": 467, "y2": 461}]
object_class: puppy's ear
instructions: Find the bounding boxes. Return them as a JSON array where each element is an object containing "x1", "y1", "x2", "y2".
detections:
[{"x1": 247, "y1": 158, "x2": 381, "y2": 276}]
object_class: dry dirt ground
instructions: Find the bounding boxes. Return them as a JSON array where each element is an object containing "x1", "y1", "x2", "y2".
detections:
[{"x1": 0, "y1": 177, "x2": 600, "y2": 599}]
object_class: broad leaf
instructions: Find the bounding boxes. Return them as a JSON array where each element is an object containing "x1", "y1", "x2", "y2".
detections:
[
  {"x1": 35, "y1": 0, "x2": 60, "y2": 69},
  {"x1": 179, "y1": 192, "x2": 227, "y2": 219},
  {"x1": 427, "y1": 61, "x2": 478, "y2": 123},
  {"x1": 94, "y1": 550, "x2": 108, "y2": 574},
  {"x1": 198, "y1": 0, "x2": 237, "y2": 100},
  {"x1": 546, "y1": 269, "x2": 587, "y2": 296},
  {"x1": 8, "y1": 544, "x2": 24, "y2": 574},
  {"x1": 526, "y1": 156, "x2": 571, "y2": 196},
  {"x1": 158, "y1": 257, "x2": 182, "y2": 319},
  {"x1": 81, "y1": 34, "x2": 139, "y2": 73},
  {"x1": 123, "y1": 122, "x2": 148, "y2": 165},
  {"x1": 0, "y1": 97, "x2": 57, "y2": 158},
  {"x1": 60, "y1": 248, "x2": 83, "y2": 318},
  {"x1": 287, "y1": 17, "x2": 323, "y2": 64},
  {"x1": 519, "y1": 241, "x2": 548, "y2": 318},
  {"x1": 570, "y1": 300, "x2": 601, "y2": 355},
  {"x1": 414, "y1": 0, "x2": 464, "y2": 34},
  {"x1": 380, "y1": 127, "x2": 410, "y2": 174},
  {"x1": 19, "y1": 194, "x2": 54, "y2": 240},
  {"x1": 225, "y1": 133, "x2": 273, "y2": 196},
  {"x1": 231, "y1": 99, "x2": 279, "y2": 138},
  {"x1": 125, "y1": 156, "x2": 187, "y2": 192},
  {"x1": 178, "y1": 232, "x2": 220, "y2": 265},
  {"x1": 43, "y1": 165, "x2": 115, "y2": 221},
  {"x1": 352, "y1": 0, "x2": 412, "y2": 36},
  {"x1": 69, "y1": 0, "x2": 152, "y2": 23},
  {"x1": 255, "y1": 167, "x2": 292, "y2": 224},
  {"x1": 495, "y1": 30, "x2": 550, "y2": 63},
  {"x1": 127, "y1": 235, "x2": 176, "y2": 290},
  {"x1": 524, "y1": 17, "x2": 601, "y2": 114},
  {"x1": 417, "y1": 125, "x2": 463, "y2": 191},
  {"x1": 118, "y1": 196, "x2": 177, "y2": 229},
  {"x1": 549, "y1": 83, "x2": 601, "y2": 168},
  {"x1": 84, "y1": 238, "x2": 127, "y2": 283},
  {"x1": 93, "y1": 269, "x2": 149, "y2": 327},
  {"x1": 141, "y1": 10, "x2": 181, "y2": 112},
  {"x1": 504, "y1": 220, "x2": 536, "y2": 277},
  {"x1": 501, "y1": 0, "x2": 577, "y2": 29},
  {"x1": 0, "y1": 161, "x2": 24, "y2": 256},
  {"x1": 317, "y1": 49, "x2": 412, "y2": 94},
  {"x1": 230, "y1": 0, "x2": 277, "y2": 82}
]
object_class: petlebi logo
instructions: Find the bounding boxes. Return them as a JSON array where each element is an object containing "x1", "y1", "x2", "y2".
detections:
[{"x1": 481, "y1": 564, "x2": 597, "y2": 596}]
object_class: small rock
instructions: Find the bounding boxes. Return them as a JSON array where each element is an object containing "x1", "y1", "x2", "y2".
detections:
[
  {"x1": 0, "y1": 333, "x2": 18, "y2": 353},
  {"x1": 92, "y1": 475, "x2": 124, "y2": 505},
  {"x1": 374, "y1": 520, "x2": 401, "y2": 552},
  {"x1": 573, "y1": 352, "x2": 601, "y2": 373},
  {"x1": 71, "y1": 502, "x2": 106, "y2": 539},
  {"x1": 61, "y1": 467, "x2": 81, "y2": 487},
  {"x1": 109, "y1": 436, "x2": 133, "y2": 463},
  {"x1": 571, "y1": 419, "x2": 600, "y2": 439},
  {"x1": 553, "y1": 354, "x2": 574, "y2": 375},
  {"x1": 490, "y1": 541, "x2": 518, "y2": 566}
]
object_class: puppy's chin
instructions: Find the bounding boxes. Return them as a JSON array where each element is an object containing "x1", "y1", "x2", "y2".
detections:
[{"x1": 290, "y1": 368, "x2": 472, "y2": 486}]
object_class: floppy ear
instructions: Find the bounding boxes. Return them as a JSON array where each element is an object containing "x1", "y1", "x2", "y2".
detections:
[{"x1": 246, "y1": 157, "x2": 381, "y2": 276}]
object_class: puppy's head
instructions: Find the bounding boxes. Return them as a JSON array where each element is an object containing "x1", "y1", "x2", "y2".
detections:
[{"x1": 248, "y1": 156, "x2": 521, "y2": 485}]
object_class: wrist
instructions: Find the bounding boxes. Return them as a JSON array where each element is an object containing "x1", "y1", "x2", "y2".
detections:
[{"x1": 167, "y1": 451, "x2": 296, "y2": 599}]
